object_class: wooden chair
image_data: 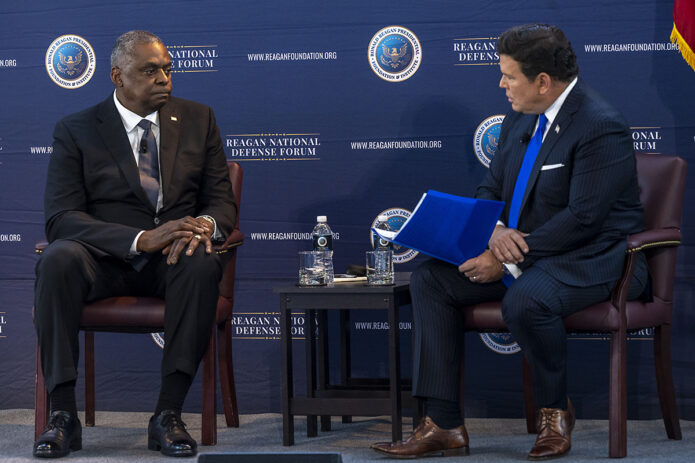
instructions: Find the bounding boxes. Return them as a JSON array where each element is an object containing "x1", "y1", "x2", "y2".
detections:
[
  {"x1": 34, "y1": 161, "x2": 244, "y2": 446},
  {"x1": 460, "y1": 153, "x2": 686, "y2": 457}
]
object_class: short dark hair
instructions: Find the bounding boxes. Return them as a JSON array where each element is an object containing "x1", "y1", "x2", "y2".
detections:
[
  {"x1": 110, "y1": 30, "x2": 163, "y2": 69},
  {"x1": 497, "y1": 24, "x2": 578, "y2": 82}
]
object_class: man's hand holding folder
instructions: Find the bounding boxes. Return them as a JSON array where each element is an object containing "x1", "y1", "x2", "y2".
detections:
[
  {"x1": 458, "y1": 250, "x2": 505, "y2": 283},
  {"x1": 371, "y1": 190, "x2": 505, "y2": 270}
]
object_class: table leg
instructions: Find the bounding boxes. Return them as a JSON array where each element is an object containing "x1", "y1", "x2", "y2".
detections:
[
  {"x1": 340, "y1": 309, "x2": 352, "y2": 424},
  {"x1": 317, "y1": 310, "x2": 331, "y2": 431},
  {"x1": 280, "y1": 299, "x2": 294, "y2": 446},
  {"x1": 388, "y1": 296, "x2": 402, "y2": 442},
  {"x1": 305, "y1": 309, "x2": 318, "y2": 437}
]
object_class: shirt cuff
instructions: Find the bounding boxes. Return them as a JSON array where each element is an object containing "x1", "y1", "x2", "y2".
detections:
[
  {"x1": 198, "y1": 215, "x2": 221, "y2": 240},
  {"x1": 503, "y1": 263, "x2": 523, "y2": 279},
  {"x1": 130, "y1": 230, "x2": 146, "y2": 256}
]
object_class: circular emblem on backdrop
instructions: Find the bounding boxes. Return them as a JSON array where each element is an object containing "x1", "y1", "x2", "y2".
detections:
[
  {"x1": 370, "y1": 208, "x2": 419, "y2": 263},
  {"x1": 368, "y1": 26, "x2": 422, "y2": 82},
  {"x1": 45, "y1": 35, "x2": 95, "y2": 89},
  {"x1": 479, "y1": 332, "x2": 520, "y2": 354},
  {"x1": 151, "y1": 332, "x2": 165, "y2": 349},
  {"x1": 473, "y1": 115, "x2": 505, "y2": 167}
]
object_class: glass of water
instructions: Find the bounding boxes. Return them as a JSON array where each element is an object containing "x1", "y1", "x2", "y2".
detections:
[
  {"x1": 366, "y1": 250, "x2": 394, "y2": 285},
  {"x1": 298, "y1": 251, "x2": 327, "y2": 286}
]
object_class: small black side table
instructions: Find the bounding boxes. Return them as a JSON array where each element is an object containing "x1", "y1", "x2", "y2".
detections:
[{"x1": 274, "y1": 273, "x2": 414, "y2": 446}]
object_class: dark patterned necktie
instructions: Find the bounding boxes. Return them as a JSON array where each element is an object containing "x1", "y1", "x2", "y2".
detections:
[{"x1": 137, "y1": 119, "x2": 159, "y2": 208}]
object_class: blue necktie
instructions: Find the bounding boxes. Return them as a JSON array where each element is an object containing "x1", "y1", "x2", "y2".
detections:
[
  {"x1": 508, "y1": 113, "x2": 547, "y2": 229},
  {"x1": 502, "y1": 113, "x2": 548, "y2": 287},
  {"x1": 137, "y1": 119, "x2": 160, "y2": 209}
]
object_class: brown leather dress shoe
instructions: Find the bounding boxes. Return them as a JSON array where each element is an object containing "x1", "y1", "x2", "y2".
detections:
[
  {"x1": 528, "y1": 399, "x2": 575, "y2": 460},
  {"x1": 371, "y1": 416, "x2": 469, "y2": 458}
]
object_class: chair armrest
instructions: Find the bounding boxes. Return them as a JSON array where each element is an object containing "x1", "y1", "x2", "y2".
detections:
[
  {"x1": 214, "y1": 228, "x2": 244, "y2": 255},
  {"x1": 610, "y1": 227, "x2": 681, "y2": 318},
  {"x1": 626, "y1": 228, "x2": 681, "y2": 253},
  {"x1": 35, "y1": 241, "x2": 49, "y2": 254}
]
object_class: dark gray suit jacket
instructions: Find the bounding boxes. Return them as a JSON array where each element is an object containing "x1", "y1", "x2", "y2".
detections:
[
  {"x1": 477, "y1": 80, "x2": 644, "y2": 287},
  {"x1": 44, "y1": 95, "x2": 237, "y2": 261}
]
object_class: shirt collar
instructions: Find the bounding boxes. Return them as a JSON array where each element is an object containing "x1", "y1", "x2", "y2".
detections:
[
  {"x1": 543, "y1": 76, "x2": 578, "y2": 127},
  {"x1": 112, "y1": 90, "x2": 159, "y2": 132}
]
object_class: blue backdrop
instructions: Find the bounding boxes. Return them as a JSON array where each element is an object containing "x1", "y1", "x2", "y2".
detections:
[{"x1": 1, "y1": 0, "x2": 693, "y2": 421}]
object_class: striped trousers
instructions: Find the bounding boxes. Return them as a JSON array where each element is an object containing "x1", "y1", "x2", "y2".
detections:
[{"x1": 410, "y1": 256, "x2": 647, "y2": 409}]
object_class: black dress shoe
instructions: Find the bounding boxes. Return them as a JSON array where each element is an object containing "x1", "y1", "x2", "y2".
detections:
[
  {"x1": 33, "y1": 410, "x2": 82, "y2": 458},
  {"x1": 148, "y1": 410, "x2": 197, "y2": 457}
]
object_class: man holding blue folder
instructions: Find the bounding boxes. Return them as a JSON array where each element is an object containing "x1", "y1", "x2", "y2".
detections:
[{"x1": 372, "y1": 24, "x2": 648, "y2": 460}]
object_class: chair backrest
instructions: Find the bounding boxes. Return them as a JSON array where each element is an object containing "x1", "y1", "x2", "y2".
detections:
[
  {"x1": 634, "y1": 153, "x2": 687, "y2": 302},
  {"x1": 228, "y1": 161, "x2": 243, "y2": 229}
]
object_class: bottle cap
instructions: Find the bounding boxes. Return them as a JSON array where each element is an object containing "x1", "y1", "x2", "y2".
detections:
[{"x1": 316, "y1": 216, "x2": 327, "y2": 222}]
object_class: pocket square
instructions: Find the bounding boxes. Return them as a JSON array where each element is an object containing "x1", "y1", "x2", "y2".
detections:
[{"x1": 541, "y1": 163, "x2": 564, "y2": 171}]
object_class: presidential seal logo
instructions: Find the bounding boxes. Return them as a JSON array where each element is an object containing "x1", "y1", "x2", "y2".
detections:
[
  {"x1": 368, "y1": 26, "x2": 422, "y2": 82},
  {"x1": 370, "y1": 208, "x2": 419, "y2": 263},
  {"x1": 45, "y1": 35, "x2": 95, "y2": 89},
  {"x1": 473, "y1": 115, "x2": 505, "y2": 167},
  {"x1": 479, "y1": 333, "x2": 520, "y2": 354}
]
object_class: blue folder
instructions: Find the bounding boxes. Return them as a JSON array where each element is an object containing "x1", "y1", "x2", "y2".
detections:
[{"x1": 374, "y1": 190, "x2": 505, "y2": 265}]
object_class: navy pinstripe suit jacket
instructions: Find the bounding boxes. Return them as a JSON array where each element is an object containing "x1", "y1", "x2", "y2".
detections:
[{"x1": 477, "y1": 80, "x2": 644, "y2": 287}]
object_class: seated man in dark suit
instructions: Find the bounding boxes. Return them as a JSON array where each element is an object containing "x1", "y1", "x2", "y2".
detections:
[
  {"x1": 33, "y1": 30, "x2": 236, "y2": 458},
  {"x1": 372, "y1": 24, "x2": 648, "y2": 460}
]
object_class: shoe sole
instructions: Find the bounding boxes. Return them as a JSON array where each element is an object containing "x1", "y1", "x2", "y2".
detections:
[
  {"x1": 527, "y1": 445, "x2": 571, "y2": 461},
  {"x1": 148, "y1": 439, "x2": 196, "y2": 457},
  {"x1": 372, "y1": 445, "x2": 470, "y2": 459}
]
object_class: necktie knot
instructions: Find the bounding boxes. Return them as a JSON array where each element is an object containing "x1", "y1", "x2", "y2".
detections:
[{"x1": 138, "y1": 119, "x2": 152, "y2": 132}]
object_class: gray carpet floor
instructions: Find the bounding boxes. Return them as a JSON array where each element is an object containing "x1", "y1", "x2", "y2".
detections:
[{"x1": 1, "y1": 409, "x2": 692, "y2": 462}]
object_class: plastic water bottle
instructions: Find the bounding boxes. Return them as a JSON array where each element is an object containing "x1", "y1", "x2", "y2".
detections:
[
  {"x1": 312, "y1": 216, "x2": 334, "y2": 285},
  {"x1": 372, "y1": 214, "x2": 394, "y2": 251}
]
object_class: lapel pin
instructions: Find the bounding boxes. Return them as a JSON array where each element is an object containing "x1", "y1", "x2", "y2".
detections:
[
  {"x1": 554, "y1": 125, "x2": 560, "y2": 134},
  {"x1": 170, "y1": 116, "x2": 178, "y2": 121}
]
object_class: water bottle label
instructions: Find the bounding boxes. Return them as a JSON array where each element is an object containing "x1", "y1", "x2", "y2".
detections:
[
  {"x1": 313, "y1": 234, "x2": 333, "y2": 250},
  {"x1": 373, "y1": 235, "x2": 393, "y2": 250}
]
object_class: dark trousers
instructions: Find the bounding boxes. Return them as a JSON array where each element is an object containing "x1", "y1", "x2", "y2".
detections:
[
  {"x1": 410, "y1": 255, "x2": 647, "y2": 409},
  {"x1": 34, "y1": 239, "x2": 223, "y2": 393}
]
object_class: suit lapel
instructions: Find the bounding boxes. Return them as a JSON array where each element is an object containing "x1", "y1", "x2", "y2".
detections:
[
  {"x1": 158, "y1": 100, "x2": 180, "y2": 209},
  {"x1": 518, "y1": 82, "x2": 583, "y2": 215},
  {"x1": 95, "y1": 97, "x2": 155, "y2": 211}
]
